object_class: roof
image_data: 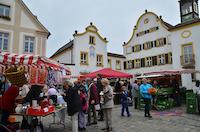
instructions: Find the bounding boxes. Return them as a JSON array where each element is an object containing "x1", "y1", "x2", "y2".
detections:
[
  {"x1": 50, "y1": 40, "x2": 74, "y2": 58},
  {"x1": 162, "y1": 20, "x2": 174, "y2": 29},
  {"x1": 19, "y1": 0, "x2": 51, "y2": 38},
  {"x1": 169, "y1": 19, "x2": 200, "y2": 31},
  {"x1": 107, "y1": 52, "x2": 126, "y2": 59}
]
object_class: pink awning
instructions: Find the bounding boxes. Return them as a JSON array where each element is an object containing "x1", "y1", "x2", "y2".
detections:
[
  {"x1": 144, "y1": 69, "x2": 200, "y2": 75},
  {"x1": 83, "y1": 68, "x2": 133, "y2": 79}
]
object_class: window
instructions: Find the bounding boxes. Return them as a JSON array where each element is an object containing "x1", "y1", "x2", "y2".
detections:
[
  {"x1": 89, "y1": 36, "x2": 95, "y2": 44},
  {"x1": 127, "y1": 61, "x2": 132, "y2": 69},
  {"x1": 108, "y1": 59, "x2": 112, "y2": 68},
  {"x1": 126, "y1": 46, "x2": 132, "y2": 54},
  {"x1": 0, "y1": 4, "x2": 10, "y2": 20},
  {"x1": 169, "y1": 52, "x2": 173, "y2": 64},
  {"x1": 182, "y1": 44, "x2": 193, "y2": 64},
  {"x1": 135, "y1": 59, "x2": 141, "y2": 68},
  {"x1": 0, "y1": 32, "x2": 9, "y2": 51},
  {"x1": 124, "y1": 61, "x2": 127, "y2": 70},
  {"x1": 133, "y1": 45, "x2": 141, "y2": 52},
  {"x1": 146, "y1": 57, "x2": 152, "y2": 67},
  {"x1": 156, "y1": 38, "x2": 166, "y2": 47},
  {"x1": 158, "y1": 54, "x2": 165, "y2": 65},
  {"x1": 80, "y1": 51, "x2": 88, "y2": 65},
  {"x1": 116, "y1": 60, "x2": 121, "y2": 70},
  {"x1": 144, "y1": 41, "x2": 152, "y2": 50},
  {"x1": 165, "y1": 54, "x2": 169, "y2": 64},
  {"x1": 96, "y1": 54, "x2": 103, "y2": 66},
  {"x1": 24, "y1": 36, "x2": 35, "y2": 53}
]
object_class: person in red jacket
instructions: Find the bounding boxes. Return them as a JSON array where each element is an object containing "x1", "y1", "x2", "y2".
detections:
[{"x1": 0, "y1": 85, "x2": 19, "y2": 125}]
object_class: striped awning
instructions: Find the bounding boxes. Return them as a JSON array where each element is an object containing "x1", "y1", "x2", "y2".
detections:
[{"x1": 0, "y1": 52, "x2": 71, "y2": 75}]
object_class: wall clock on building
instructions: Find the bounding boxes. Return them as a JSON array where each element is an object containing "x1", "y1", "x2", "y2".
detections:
[{"x1": 181, "y1": 30, "x2": 191, "y2": 38}]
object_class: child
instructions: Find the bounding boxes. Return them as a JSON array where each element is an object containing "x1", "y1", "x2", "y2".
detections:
[
  {"x1": 121, "y1": 85, "x2": 131, "y2": 117},
  {"x1": 78, "y1": 88, "x2": 88, "y2": 131}
]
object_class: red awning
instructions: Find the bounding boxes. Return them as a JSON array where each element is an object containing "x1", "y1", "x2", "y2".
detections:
[
  {"x1": 83, "y1": 68, "x2": 133, "y2": 79},
  {"x1": 0, "y1": 52, "x2": 71, "y2": 74}
]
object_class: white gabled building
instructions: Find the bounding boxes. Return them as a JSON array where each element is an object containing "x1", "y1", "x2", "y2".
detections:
[
  {"x1": 50, "y1": 23, "x2": 125, "y2": 77},
  {"x1": 123, "y1": 0, "x2": 200, "y2": 90}
]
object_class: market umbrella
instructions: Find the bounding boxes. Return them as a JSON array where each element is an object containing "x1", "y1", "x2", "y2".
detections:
[{"x1": 82, "y1": 68, "x2": 133, "y2": 79}]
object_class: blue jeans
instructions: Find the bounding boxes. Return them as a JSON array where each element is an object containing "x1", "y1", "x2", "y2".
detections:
[{"x1": 121, "y1": 103, "x2": 130, "y2": 116}]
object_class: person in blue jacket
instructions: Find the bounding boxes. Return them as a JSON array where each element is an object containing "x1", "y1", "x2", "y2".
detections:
[
  {"x1": 140, "y1": 78, "x2": 152, "y2": 118},
  {"x1": 121, "y1": 85, "x2": 131, "y2": 117}
]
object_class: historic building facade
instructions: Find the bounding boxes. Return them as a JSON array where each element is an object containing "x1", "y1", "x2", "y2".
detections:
[
  {"x1": 50, "y1": 23, "x2": 125, "y2": 77},
  {"x1": 0, "y1": 0, "x2": 50, "y2": 56},
  {"x1": 123, "y1": 0, "x2": 200, "y2": 89}
]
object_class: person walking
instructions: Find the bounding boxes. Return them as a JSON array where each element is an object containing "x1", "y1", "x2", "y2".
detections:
[
  {"x1": 78, "y1": 87, "x2": 88, "y2": 131},
  {"x1": 121, "y1": 85, "x2": 131, "y2": 117},
  {"x1": 96, "y1": 74, "x2": 104, "y2": 121},
  {"x1": 140, "y1": 78, "x2": 152, "y2": 118},
  {"x1": 63, "y1": 80, "x2": 81, "y2": 132},
  {"x1": 87, "y1": 79, "x2": 98, "y2": 125},
  {"x1": 131, "y1": 80, "x2": 139, "y2": 109},
  {"x1": 101, "y1": 78, "x2": 114, "y2": 132}
]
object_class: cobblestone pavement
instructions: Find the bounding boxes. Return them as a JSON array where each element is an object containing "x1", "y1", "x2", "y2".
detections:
[{"x1": 42, "y1": 105, "x2": 200, "y2": 132}]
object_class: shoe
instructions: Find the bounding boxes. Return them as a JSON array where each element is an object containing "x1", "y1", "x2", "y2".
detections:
[
  {"x1": 79, "y1": 127, "x2": 86, "y2": 131},
  {"x1": 91, "y1": 122, "x2": 97, "y2": 125},
  {"x1": 107, "y1": 127, "x2": 112, "y2": 131},
  {"x1": 98, "y1": 118, "x2": 104, "y2": 121},
  {"x1": 121, "y1": 114, "x2": 125, "y2": 117},
  {"x1": 148, "y1": 115, "x2": 152, "y2": 119},
  {"x1": 101, "y1": 127, "x2": 108, "y2": 131},
  {"x1": 128, "y1": 114, "x2": 131, "y2": 117},
  {"x1": 144, "y1": 115, "x2": 148, "y2": 117},
  {"x1": 86, "y1": 123, "x2": 91, "y2": 126}
]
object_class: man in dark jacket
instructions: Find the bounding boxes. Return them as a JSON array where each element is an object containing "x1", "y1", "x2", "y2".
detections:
[{"x1": 63, "y1": 80, "x2": 81, "y2": 132}]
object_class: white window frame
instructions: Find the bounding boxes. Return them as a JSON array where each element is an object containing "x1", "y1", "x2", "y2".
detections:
[
  {"x1": 127, "y1": 61, "x2": 132, "y2": 69},
  {"x1": 0, "y1": 4, "x2": 10, "y2": 17},
  {"x1": 135, "y1": 59, "x2": 141, "y2": 68},
  {"x1": 116, "y1": 60, "x2": 121, "y2": 70},
  {"x1": 80, "y1": 52, "x2": 88, "y2": 65},
  {"x1": 146, "y1": 57, "x2": 152, "y2": 67},
  {"x1": 96, "y1": 54, "x2": 103, "y2": 66},
  {"x1": 158, "y1": 54, "x2": 165, "y2": 65},
  {"x1": 182, "y1": 45, "x2": 193, "y2": 64},
  {"x1": 89, "y1": 36, "x2": 95, "y2": 44},
  {"x1": 0, "y1": 32, "x2": 9, "y2": 51},
  {"x1": 24, "y1": 36, "x2": 35, "y2": 53}
]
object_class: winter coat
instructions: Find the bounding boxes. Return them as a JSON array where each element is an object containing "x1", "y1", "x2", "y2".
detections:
[
  {"x1": 64, "y1": 86, "x2": 81, "y2": 116},
  {"x1": 80, "y1": 92, "x2": 88, "y2": 113},
  {"x1": 88, "y1": 83, "x2": 99, "y2": 105},
  {"x1": 121, "y1": 91, "x2": 129, "y2": 105},
  {"x1": 102, "y1": 85, "x2": 114, "y2": 109},
  {"x1": 140, "y1": 83, "x2": 152, "y2": 99},
  {"x1": 0, "y1": 85, "x2": 19, "y2": 113}
]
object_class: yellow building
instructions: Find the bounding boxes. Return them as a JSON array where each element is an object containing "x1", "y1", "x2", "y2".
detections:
[{"x1": 0, "y1": 0, "x2": 50, "y2": 56}]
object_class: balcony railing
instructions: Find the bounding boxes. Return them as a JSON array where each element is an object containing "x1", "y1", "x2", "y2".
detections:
[{"x1": 180, "y1": 54, "x2": 195, "y2": 68}]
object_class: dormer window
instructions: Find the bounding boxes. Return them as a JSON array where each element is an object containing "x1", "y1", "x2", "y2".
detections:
[
  {"x1": 89, "y1": 36, "x2": 95, "y2": 44},
  {"x1": 0, "y1": 4, "x2": 10, "y2": 20}
]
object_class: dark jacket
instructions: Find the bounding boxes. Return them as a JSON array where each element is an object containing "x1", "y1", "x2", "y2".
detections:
[
  {"x1": 97, "y1": 78, "x2": 103, "y2": 94},
  {"x1": 89, "y1": 83, "x2": 99, "y2": 105},
  {"x1": 64, "y1": 86, "x2": 81, "y2": 116},
  {"x1": 121, "y1": 91, "x2": 129, "y2": 105}
]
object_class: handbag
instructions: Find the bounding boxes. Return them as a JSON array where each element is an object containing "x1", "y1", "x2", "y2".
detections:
[{"x1": 95, "y1": 104, "x2": 100, "y2": 111}]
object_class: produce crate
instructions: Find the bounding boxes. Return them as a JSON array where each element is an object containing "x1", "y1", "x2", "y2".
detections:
[{"x1": 186, "y1": 98, "x2": 197, "y2": 114}]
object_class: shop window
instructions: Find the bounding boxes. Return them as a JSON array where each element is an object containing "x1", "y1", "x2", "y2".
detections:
[
  {"x1": 0, "y1": 32, "x2": 9, "y2": 51},
  {"x1": 96, "y1": 54, "x2": 103, "y2": 66},
  {"x1": 24, "y1": 36, "x2": 35, "y2": 53},
  {"x1": 80, "y1": 51, "x2": 88, "y2": 65},
  {"x1": 89, "y1": 36, "x2": 95, "y2": 44}
]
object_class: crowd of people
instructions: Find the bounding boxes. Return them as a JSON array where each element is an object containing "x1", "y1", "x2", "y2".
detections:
[{"x1": 0, "y1": 72, "x2": 184, "y2": 132}]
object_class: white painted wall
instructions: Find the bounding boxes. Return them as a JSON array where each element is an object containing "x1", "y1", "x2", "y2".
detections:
[
  {"x1": 51, "y1": 49, "x2": 73, "y2": 64},
  {"x1": 124, "y1": 12, "x2": 172, "y2": 75},
  {"x1": 73, "y1": 31, "x2": 107, "y2": 76},
  {"x1": 107, "y1": 56, "x2": 125, "y2": 71},
  {"x1": 20, "y1": 11, "x2": 39, "y2": 30}
]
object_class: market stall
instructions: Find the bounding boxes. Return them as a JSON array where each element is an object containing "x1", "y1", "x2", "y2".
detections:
[{"x1": 0, "y1": 52, "x2": 70, "y2": 131}]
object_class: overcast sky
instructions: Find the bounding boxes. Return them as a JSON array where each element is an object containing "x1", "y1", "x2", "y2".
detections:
[{"x1": 22, "y1": 0, "x2": 196, "y2": 57}]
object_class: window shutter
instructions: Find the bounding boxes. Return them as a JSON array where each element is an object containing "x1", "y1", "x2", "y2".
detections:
[
  {"x1": 141, "y1": 58, "x2": 145, "y2": 67},
  {"x1": 124, "y1": 61, "x2": 127, "y2": 70},
  {"x1": 132, "y1": 46, "x2": 135, "y2": 52},
  {"x1": 132, "y1": 60, "x2": 134, "y2": 68},
  {"x1": 164, "y1": 38, "x2": 167, "y2": 45},
  {"x1": 165, "y1": 54, "x2": 169, "y2": 64},
  {"x1": 140, "y1": 45, "x2": 142, "y2": 50},
  {"x1": 152, "y1": 56, "x2": 157, "y2": 66},
  {"x1": 154, "y1": 40, "x2": 157, "y2": 47},
  {"x1": 142, "y1": 44, "x2": 145, "y2": 50},
  {"x1": 151, "y1": 41, "x2": 154, "y2": 48}
]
